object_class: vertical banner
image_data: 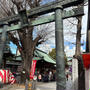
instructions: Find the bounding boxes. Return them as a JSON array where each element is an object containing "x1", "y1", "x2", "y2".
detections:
[{"x1": 30, "y1": 60, "x2": 37, "y2": 79}]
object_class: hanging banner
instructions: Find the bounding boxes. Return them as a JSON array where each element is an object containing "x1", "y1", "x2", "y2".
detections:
[{"x1": 30, "y1": 60, "x2": 37, "y2": 79}]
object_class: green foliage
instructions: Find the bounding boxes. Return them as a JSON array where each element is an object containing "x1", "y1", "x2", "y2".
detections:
[
  {"x1": 49, "y1": 48, "x2": 68, "y2": 66},
  {"x1": 49, "y1": 48, "x2": 56, "y2": 59},
  {"x1": 64, "y1": 53, "x2": 68, "y2": 67}
]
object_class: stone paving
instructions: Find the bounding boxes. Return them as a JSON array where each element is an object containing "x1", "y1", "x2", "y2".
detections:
[
  {"x1": 0, "y1": 84, "x2": 24, "y2": 90},
  {"x1": 36, "y1": 82, "x2": 56, "y2": 90},
  {"x1": 0, "y1": 80, "x2": 73, "y2": 90},
  {"x1": 36, "y1": 80, "x2": 73, "y2": 90}
]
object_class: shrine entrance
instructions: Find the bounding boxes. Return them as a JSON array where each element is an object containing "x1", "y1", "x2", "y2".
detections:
[{"x1": 0, "y1": 0, "x2": 84, "y2": 90}]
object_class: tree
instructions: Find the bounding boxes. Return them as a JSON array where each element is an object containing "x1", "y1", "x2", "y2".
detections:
[
  {"x1": 49, "y1": 48, "x2": 68, "y2": 66},
  {"x1": 64, "y1": 3, "x2": 86, "y2": 90},
  {"x1": 76, "y1": 16, "x2": 85, "y2": 90},
  {"x1": 0, "y1": 0, "x2": 54, "y2": 83},
  {"x1": 49, "y1": 48, "x2": 56, "y2": 59}
]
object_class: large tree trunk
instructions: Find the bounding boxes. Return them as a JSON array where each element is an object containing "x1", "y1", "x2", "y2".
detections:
[
  {"x1": 21, "y1": 54, "x2": 33, "y2": 84},
  {"x1": 17, "y1": 24, "x2": 39, "y2": 84},
  {"x1": 75, "y1": 16, "x2": 85, "y2": 90},
  {"x1": 18, "y1": 26, "x2": 34, "y2": 84},
  {"x1": 75, "y1": 17, "x2": 82, "y2": 57}
]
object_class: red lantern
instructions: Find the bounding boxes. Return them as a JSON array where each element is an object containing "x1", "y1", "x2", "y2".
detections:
[{"x1": 82, "y1": 53, "x2": 90, "y2": 69}]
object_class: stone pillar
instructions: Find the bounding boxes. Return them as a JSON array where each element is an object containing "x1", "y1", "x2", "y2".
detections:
[
  {"x1": 55, "y1": 5, "x2": 66, "y2": 90},
  {"x1": 72, "y1": 58, "x2": 78, "y2": 90},
  {"x1": 85, "y1": 68, "x2": 90, "y2": 90}
]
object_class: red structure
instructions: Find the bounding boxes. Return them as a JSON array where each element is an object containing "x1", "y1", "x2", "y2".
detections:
[
  {"x1": 82, "y1": 53, "x2": 90, "y2": 69},
  {"x1": 30, "y1": 60, "x2": 37, "y2": 79}
]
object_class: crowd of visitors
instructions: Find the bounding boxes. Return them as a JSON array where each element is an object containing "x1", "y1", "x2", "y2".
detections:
[{"x1": 36, "y1": 69, "x2": 56, "y2": 82}]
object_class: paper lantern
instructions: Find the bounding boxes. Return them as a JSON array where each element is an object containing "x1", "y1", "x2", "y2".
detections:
[{"x1": 82, "y1": 53, "x2": 90, "y2": 69}]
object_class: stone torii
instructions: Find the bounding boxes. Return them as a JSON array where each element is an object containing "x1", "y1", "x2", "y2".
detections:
[{"x1": 0, "y1": 0, "x2": 84, "y2": 90}]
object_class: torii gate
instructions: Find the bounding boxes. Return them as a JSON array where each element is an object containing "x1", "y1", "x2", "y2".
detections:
[{"x1": 0, "y1": 0, "x2": 84, "y2": 90}]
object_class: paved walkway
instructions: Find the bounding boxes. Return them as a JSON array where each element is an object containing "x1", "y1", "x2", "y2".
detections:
[
  {"x1": 36, "y1": 80, "x2": 73, "y2": 90},
  {"x1": 0, "y1": 80, "x2": 73, "y2": 90},
  {"x1": 66, "y1": 79, "x2": 73, "y2": 90},
  {"x1": 36, "y1": 82, "x2": 56, "y2": 90},
  {"x1": 0, "y1": 84, "x2": 24, "y2": 90}
]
